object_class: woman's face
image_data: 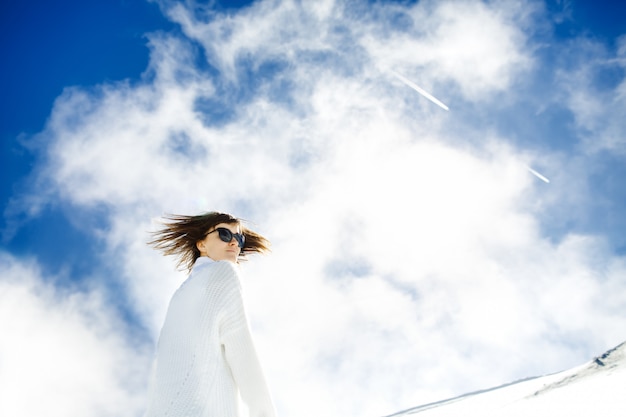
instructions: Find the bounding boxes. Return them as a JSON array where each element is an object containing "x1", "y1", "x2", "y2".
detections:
[{"x1": 196, "y1": 222, "x2": 242, "y2": 262}]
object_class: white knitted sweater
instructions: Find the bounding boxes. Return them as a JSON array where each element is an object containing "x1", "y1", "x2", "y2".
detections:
[{"x1": 144, "y1": 258, "x2": 276, "y2": 417}]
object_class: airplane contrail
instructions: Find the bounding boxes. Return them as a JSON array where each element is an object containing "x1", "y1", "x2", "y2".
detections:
[
  {"x1": 525, "y1": 165, "x2": 550, "y2": 183},
  {"x1": 390, "y1": 70, "x2": 449, "y2": 111}
]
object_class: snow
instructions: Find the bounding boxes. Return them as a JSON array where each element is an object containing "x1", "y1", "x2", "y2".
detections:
[{"x1": 386, "y1": 341, "x2": 626, "y2": 417}]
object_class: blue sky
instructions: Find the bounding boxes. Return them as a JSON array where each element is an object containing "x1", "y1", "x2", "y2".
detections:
[{"x1": 1, "y1": 1, "x2": 626, "y2": 417}]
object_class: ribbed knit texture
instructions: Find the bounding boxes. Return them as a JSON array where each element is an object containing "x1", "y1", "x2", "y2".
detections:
[{"x1": 144, "y1": 258, "x2": 276, "y2": 417}]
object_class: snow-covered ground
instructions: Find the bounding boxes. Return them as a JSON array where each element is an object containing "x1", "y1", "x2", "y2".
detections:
[{"x1": 386, "y1": 341, "x2": 625, "y2": 417}]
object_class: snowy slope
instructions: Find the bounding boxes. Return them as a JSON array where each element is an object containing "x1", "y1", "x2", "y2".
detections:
[{"x1": 386, "y1": 341, "x2": 626, "y2": 417}]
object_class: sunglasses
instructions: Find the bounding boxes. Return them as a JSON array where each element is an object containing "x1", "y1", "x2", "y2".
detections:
[{"x1": 206, "y1": 227, "x2": 245, "y2": 248}]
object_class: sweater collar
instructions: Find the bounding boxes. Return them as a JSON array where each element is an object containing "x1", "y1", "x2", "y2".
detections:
[{"x1": 194, "y1": 256, "x2": 215, "y2": 269}]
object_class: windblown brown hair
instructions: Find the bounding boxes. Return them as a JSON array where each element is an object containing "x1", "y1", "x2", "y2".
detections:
[{"x1": 148, "y1": 211, "x2": 270, "y2": 273}]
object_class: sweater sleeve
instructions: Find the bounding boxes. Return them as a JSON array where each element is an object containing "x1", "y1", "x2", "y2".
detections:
[{"x1": 217, "y1": 261, "x2": 277, "y2": 417}]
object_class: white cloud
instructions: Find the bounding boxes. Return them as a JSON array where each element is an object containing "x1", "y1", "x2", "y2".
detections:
[
  {"x1": 7, "y1": 1, "x2": 626, "y2": 417},
  {"x1": 362, "y1": 0, "x2": 536, "y2": 101},
  {"x1": 0, "y1": 252, "x2": 151, "y2": 417},
  {"x1": 556, "y1": 34, "x2": 626, "y2": 155}
]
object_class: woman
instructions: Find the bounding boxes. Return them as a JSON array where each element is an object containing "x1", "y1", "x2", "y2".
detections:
[{"x1": 144, "y1": 211, "x2": 276, "y2": 417}]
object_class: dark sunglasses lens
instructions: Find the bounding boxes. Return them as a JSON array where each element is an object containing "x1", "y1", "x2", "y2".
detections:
[
  {"x1": 217, "y1": 228, "x2": 245, "y2": 248},
  {"x1": 217, "y1": 228, "x2": 233, "y2": 243}
]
